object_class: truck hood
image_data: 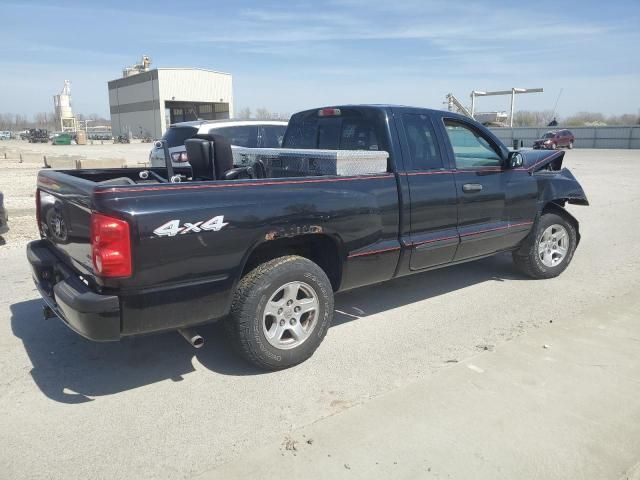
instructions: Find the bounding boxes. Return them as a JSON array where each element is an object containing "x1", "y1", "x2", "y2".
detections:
[{"x1": 520, "y1": 149, "x2": 564, "y2": 172}]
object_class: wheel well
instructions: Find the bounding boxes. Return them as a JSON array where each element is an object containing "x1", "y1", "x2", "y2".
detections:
[
  {"x1": 242, "y1": 234, "x2": 343, "y2": 291},
  {"x1": 542, "y1": 201, "x2": 581, "y2": 244}
]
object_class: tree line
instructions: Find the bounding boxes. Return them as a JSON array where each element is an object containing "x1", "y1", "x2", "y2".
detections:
[
  {"x1": 234, "y1": 107, "x2": 290, "y2": 121},
  {"x1": 0, "y1": 112, "x2": 111, "y2": 131},
  {"x1": 3, "y1": 108, "x2": 637, "y2": 131},
  {"x1": 512, "y1": 110, "x2": 640, "y2": 127}
]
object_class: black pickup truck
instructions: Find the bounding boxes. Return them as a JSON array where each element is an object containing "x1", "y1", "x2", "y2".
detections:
[{"x1": 27, "y1": 105, "x2": 588, "y2": 370}]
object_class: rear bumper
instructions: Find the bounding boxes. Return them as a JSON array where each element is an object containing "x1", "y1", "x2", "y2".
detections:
[{"x1": 27, "y1": 240, "x2": 121, "y2": 341}]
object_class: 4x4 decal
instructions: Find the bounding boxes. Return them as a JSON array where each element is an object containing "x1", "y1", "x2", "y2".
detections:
[{"x1": 153, "y1": 216, "x2": 228, "y2": 237}]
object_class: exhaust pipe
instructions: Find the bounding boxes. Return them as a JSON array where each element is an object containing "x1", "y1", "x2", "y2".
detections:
[{"x1": 178, "y1": 328, "x2": 204, "y2": 349}]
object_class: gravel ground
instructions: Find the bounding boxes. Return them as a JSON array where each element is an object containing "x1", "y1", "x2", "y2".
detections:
[
  {"x1": 0, "y1": 139, "x2": 152, "y2": 249},
  {"x1": 0, "y1": 148, "x2": 639, "y2": 479}
]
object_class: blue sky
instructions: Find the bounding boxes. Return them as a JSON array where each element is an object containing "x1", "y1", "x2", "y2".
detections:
[{"x1": 0, "y1": 0, "x2": 639, "y2": 118}]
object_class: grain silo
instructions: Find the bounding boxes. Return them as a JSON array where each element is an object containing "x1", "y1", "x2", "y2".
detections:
[{"x1": 53, "y1": 80, "x2": 77, "y2": 132}]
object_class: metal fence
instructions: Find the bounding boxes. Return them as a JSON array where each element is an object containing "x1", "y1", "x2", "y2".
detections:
[{"x1": 488, "y1": 126, "x2": 640, "y2": 149}]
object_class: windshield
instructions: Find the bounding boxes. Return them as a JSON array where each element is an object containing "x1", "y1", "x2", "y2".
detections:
[
  {"x1": 162, "y1": 126, "x2": 198, "y2": 148},
  {"x1": 543, "y1": 132, "x2": 555, "y2": 139}
]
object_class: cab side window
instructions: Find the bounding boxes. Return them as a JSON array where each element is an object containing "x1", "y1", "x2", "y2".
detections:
[
  {"x1": 443, "y1": 119, "x2": 502, "y2": 168},
  {"x1": 402, "y1": 114, "x2": 443, "y2": 170}
]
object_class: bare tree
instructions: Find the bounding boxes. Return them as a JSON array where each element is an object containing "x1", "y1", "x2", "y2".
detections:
[
  {"x1": 236, "y1": 107, "x2": 251, "y2": 120},
  {"x1": 512, "y1": 110, "x2": 555, "y2": 127},
  {"x1": 0, "y1": 113, "x2": 14, "y2": 130},
  {"x1": 14, "y1": 114, "x2": 27, "y2": 130},
  {"x1": 564, "y1": 112, "x2": 606, "y2": 126},
  {"x1": 254, "y1": 108, "x2": 271, "y2": 120}
]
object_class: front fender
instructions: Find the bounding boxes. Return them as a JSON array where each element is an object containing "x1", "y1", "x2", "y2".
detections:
[{"x1": 535, "y1": 168, "x2": 589, "y2": 208}]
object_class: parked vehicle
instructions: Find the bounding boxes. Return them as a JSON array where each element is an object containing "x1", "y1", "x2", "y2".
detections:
[
  {"x1": 533, "y1": 130, "x2": 574, "y2": 150},
  {"x1": 0, "y1": 191, "x2": 8, "y2": 237},
  {"x1": 27, "y1": 129, "x2": 49, "y2": 143},
  {"x1": 149, "y1": 120, "x2": 288, "y2": 167},
  {"x1": 28, "y1": 105, "x2": 588, "y2": 370},
  {"x1": 0, "y1": 131, "x2": 11, "y2": 140},
  {"x1": 51, "y1": 133, "x2": 73, "y2": 145},
  {"x1": 114, "y1": 135, "x2": 130, "y2": 144}
]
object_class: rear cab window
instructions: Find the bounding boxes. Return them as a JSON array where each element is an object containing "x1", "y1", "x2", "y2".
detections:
[
  {"x1": 283, "y1": 107, "x2": 391, "y2": 172},
  {"x1": 285, "y1": 109, "x2": 386, "y2": 152}
]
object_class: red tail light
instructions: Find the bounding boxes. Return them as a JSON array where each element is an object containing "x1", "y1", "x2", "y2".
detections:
[
  {"x1": 170, "y1": 151, "x2": 189, "y2": 162},
  {"x1": 90, "y1": 213, "x2": 132, "y2": 278}
]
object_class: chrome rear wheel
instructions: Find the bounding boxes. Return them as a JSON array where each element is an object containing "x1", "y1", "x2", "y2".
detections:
[{"x1": 263, "y1": 281, "x2": 319, "y2": 350}]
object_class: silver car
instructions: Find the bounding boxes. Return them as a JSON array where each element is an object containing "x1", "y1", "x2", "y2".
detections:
[{"x1": 149, "y1": 120, "x2": 288, "y2": 168}]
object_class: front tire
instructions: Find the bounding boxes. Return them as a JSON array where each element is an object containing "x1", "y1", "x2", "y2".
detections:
[
  {"x1": 226, "y1": 255, "x2": 334, "y2": 370},
  {"x1": 513, "y1": 211, "x2": 578, "y2": 279}
]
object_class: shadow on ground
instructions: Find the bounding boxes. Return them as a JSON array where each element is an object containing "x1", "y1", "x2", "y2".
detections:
[{"x1": 11, "y1": 253, "x2": 522, "y2": 403}]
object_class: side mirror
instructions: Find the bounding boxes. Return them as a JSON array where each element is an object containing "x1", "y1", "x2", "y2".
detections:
[{"x1": 507, "y1": 151, "x2": 524, "y2": 169}]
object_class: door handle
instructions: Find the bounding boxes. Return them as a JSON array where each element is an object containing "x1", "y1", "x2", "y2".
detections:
[{"x1": 462, "y1": 183, "x2": 483, "y2": 193}]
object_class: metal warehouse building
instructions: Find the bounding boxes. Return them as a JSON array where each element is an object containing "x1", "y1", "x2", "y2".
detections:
[{"x1": 108, "y1": 68, "x2": 233, "y2": 138}]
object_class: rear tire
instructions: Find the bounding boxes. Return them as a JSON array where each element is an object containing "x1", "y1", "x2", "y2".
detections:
[
  {"x1": 226, "y1": 255, "x2": 334, "y2": 370},
  {"x1": 568, "y1": 141, "x2": 574, "y2": 149},
  {"x1": 513, "y1": 211, "x2": 578, "y2": 279}
]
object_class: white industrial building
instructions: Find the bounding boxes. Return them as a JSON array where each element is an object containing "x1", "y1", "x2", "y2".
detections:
[{"x1": 108, "y1": 66, "x2": 233, "y2": 138}]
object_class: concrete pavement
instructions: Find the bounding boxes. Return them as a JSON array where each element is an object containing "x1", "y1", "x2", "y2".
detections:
[
  {"x1": 206, "y1": 291, "x2": 640, "y2": 479},
  {"x1": 1, "y1": 150, "x2": 640, "y2": 479}
]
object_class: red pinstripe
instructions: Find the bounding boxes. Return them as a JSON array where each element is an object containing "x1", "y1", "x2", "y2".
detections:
[
  {"x1": 406, "y1": 170, "x2": 455, "y2": 176},
  {"x1": 411, "y1": 234, "x2": 459, "y2": 246},
  {"x1": 460, "y1": 221, "x2": 533, "y2": 237},
  {"x1": 349, "y1": 221, "x2": 534, "y2": 258},
  {"x1": 94, "y1": 173, "x2": 395, "y2": 195},
  {"x1": 93, "y1": 155, "x2": 560, "y2": 196},
  {"x1": 347, "y1": 246, "x2": 401, "y2": 258}
]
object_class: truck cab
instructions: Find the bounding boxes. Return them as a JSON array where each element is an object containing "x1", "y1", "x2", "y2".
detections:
[{"x1": 283, "y1": 106, "x2": 539, "y2": 277}]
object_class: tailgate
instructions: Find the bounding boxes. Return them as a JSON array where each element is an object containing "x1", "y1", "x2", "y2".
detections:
[{"x1": 37, "y1": 170, "x2": 96, "y2": 280}]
